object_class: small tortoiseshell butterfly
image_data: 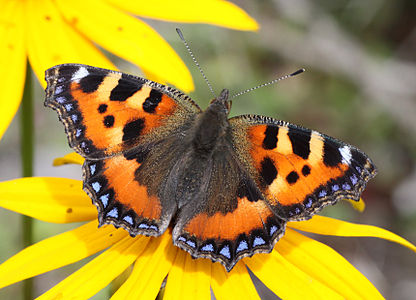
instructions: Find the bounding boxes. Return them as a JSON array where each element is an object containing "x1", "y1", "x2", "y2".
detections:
[{"x1": 45, "y1": 63, "x2": 376, "y2": 271}]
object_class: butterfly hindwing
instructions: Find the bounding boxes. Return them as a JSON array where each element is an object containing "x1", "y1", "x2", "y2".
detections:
[
  {"x1": 230, "y1": 115, "x2": 377, "y2": 221},
  {"x1": 45, "y1": 64, "x2": 201, "y2": 159},
  {"x1": 83, "y1": 137, "x2": 186, "y2": 236},
  {"x1": 171, "y1": 144, "x2": 286, "y2": 271}
]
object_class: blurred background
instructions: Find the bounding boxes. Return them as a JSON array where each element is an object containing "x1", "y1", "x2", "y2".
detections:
[{"x1": 1, "y1": 0, "x2": 415, "y2": 299}]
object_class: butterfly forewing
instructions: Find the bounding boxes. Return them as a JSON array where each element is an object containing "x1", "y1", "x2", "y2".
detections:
[
  {"x1": 229, "y1": 114, "x2": 377, "y2": 221},
  {"x1": 45, "y1": 64, "x2": 200, "y2": 159}
]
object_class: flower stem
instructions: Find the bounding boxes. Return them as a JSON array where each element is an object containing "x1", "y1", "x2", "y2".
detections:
[{"x1": 20, "y1": 63, "x2": 34, "y2": 300}]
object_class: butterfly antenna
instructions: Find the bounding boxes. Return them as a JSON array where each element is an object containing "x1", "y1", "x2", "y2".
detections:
[
  {"x1": 230, "y1": 68, "x2": 306, "y2": 99},
  {"x1": 176, "y1": 28, "x2": 215, "y2": 97}
]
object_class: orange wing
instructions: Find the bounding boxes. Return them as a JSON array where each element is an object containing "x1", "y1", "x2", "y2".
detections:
[
  {"x1": 45, "y1": 64, "x2": 200, "y2": 159},
  {"x1": 83, "y1": 142, "x2": 178, "y2": 236},
  {"x1": 230, "y1": 115, "x2": 377, "y2": 221}
]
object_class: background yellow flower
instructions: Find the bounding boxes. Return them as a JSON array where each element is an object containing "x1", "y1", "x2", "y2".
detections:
[
  {"x1": 0, "y1": 175, "x2": 415, "y2": 299},
  {"x1": 0, "y1": 0, "x2": 258, "y2": 140}
]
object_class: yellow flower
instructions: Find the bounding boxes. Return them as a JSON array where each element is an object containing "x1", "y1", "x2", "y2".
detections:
[
  {"x1": 0, "y1": 156, "x2": 415, "y2": 299},
  {"x1": 0, "y1": 0, "x2": 258, "y2": 140}
]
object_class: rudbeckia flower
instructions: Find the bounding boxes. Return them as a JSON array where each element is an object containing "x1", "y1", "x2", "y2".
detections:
[
  {"x1": 0, "y1": 0, "x2": 258, "y2": 140},
  {"x1": 0, "y1": 155, "x2": 414, "y2": 299}
]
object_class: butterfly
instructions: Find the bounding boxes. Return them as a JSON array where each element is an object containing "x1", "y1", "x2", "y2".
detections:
[{"x1": 45, "y1": 64, "x2": 377, "y2": 271}]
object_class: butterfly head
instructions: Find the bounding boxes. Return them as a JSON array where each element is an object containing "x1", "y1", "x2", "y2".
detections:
[{"x1": 209, "y1": 89, "x2": 232, "y2": 115}]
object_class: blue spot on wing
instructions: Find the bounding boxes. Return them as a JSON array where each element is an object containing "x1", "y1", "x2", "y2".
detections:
[
  {"x1": 99, "y1": 194, "x2": 109, "y2": 208},
  {"x1": 219, "y1": 245, "x2": 231, "y2": 259},
  {"x1": 71, "y1": 114, "x2": 78, "y2": 123},
  {"x1": 236, "y1": 240, "x2": 248, "y2": 253},
  {"x1": 253, "y1": 236, "x2": 266, "y2": 247},
  {"x1": 107, "y1": 208, "x2": 118, "y2": 218},
  {"x1": 89, "y1": 164, "x2": 96, "y2": 175},
  {"x1": 54, "y1": 85, "x2": 64, "y2": 95},
  {"x1": 201, "y1": 244, "x2": 214, "y2": 252},
  {"x1": 149, "y1": 225, "x2": 158, "y2": 231},
  {"x1": 305, "y1": 198, "x2": 313, "y2": 208},
  {"x1": 91, "y1": 182, "x2": 101, "y2": 193},
  {"x1": 270, "y1": 225, "x2": 279, "y2": 236},
  {"x1": 186, "y1": 240, "x2": 196, "y2": 248},
  {"x1": 342, "y1": 183, "x2": 351, "y2": 190},
  {"x1": 350, "y1": 174, "x2": 358, "y2": 185},
  {"x1": 56, "y1": 96, "x2": 66, "y2": 103},
  {"x1": 123, "y1": 215, "x2": 133, "y2": 225},
  {"x1": 65, "y1": 104, "x2": 73, "y2": 111},
  {"x1": 138, "y1": 223, "x2": 149, "y2": 229}
]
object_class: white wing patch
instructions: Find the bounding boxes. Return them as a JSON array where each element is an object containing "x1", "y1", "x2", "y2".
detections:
[
  {"x1": 339, "y1": 145, "x2": 352, "y2": 165},
  {"x1": 72, "y1": 66, "x2": 89, "y2": 81}
]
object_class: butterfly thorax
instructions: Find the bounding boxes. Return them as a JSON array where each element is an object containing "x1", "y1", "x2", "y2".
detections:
[{"x1": 191, "y1": 89, "x2": 231, "y2": 157}]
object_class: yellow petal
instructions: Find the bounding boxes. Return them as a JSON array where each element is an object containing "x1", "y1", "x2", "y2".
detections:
[
  {"x1": 106, "y1": 0, "x2": 259, "y2": 31},
  {"x1": 111, "y1": 232, "x2": 177, "y2": 300},
  {"x1": 347, "y1": 197, "x2": 366, "y2": 212},
  {"x1": 37, "y1": 235, "x2": 148, "y2": 300},
  {"x1": 288, "y1": 215, "x2": 416, "y2": 252},
  {"x1": 0, "y1": 177, "x2": 96, "y2": 223},
  {"x1": 0, "y1": 0, "x2": 26, "y2": 140},
  {"x1": 245, "y1": 245, "x2": 343, "y2": 300},
  {"x1": 164, "y1": 250, "x2": 211, "y2": 300},
  {"x1": 25, "y1": 0, "x2": 115, "y2": 88},
  {"x1": 211, "y1": 261, "x2": 260, "y2": 300},
  {"x1": 277, "y1": 228, "x2": 384, "y2": 300},
  {"x1": 163, "y1": 248, "x2": 187, "y2": 299},
  {"x1": 55, "y1": 0, "x2": 194, "y2": 92},
  {"x1": 53, "y1": 152, "x2": 85, "y2": 166},
  {"x1": 0, "y1": 220, "x2": 127, "y2": 289}
]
